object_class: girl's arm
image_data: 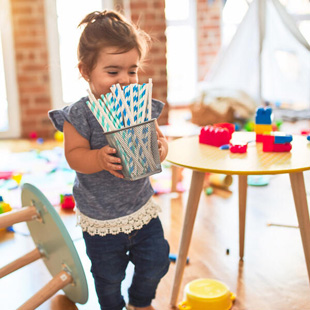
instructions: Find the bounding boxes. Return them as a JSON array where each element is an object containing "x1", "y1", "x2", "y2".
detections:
[
  {"x1": 63, "y1": 121, "x2": 124, "y2": 178},
  {"x1": 155, "y1": 120, "x2": 168, "y2": 162}
]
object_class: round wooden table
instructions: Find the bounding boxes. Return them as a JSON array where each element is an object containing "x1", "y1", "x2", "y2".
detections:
[{"x1": 166, "y1": 132, "x2": 310, "y2": 306}]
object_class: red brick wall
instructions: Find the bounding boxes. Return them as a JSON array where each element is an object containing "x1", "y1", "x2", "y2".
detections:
[
  {"x1": 196, "y1": 0, "x2": 222, "y2": 81},
  {"x1": 10, "y1": 0, "x2": 53, "y2": 138},
  {"x1": 129, "y1": 0, "x2": 169, "y2": 125},
  {"x1": 9, "y1": 0, "x2": 221, "y2": 137}
]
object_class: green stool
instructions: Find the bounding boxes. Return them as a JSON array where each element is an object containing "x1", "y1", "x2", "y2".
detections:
[{"x1": 0, "y1": 183, "x2": 88, "y2": 309}]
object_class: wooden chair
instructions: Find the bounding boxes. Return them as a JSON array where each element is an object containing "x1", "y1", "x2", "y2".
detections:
[{"x1": 0, "y1": 183, "x2": 88, "y2": 310}]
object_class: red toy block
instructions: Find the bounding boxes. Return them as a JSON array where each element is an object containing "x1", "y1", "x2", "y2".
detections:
[
  {"x1": 214, "y1": 123, "x2": 235, "y2": 138},
  {"x1": 199, "y1": 126, "x2": 231, "y2": 147},
  {"x1": 60, "y1": 194, "x2": 75, "y2": 209},
  {"x1": 262, "y1": 135, "x2": 292, "y2": 152},
  {"x1": 301, "y1": 129, "x2": 310, "y2": 135},
  {"x1": 256, "y1": 133, "x2": 264, "y2": 142},
  {"x1": 230, "y1": 144, "x2": 247, "y2": 153}
]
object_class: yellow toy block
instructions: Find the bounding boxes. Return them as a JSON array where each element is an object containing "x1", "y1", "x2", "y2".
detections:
[{"x1": 254, "y1": 124, "x2": 272, "y2": 134}]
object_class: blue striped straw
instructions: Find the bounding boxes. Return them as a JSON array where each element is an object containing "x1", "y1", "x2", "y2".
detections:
[{"x1": 137, "y1": 83, "x2": 146, "y2": 123}]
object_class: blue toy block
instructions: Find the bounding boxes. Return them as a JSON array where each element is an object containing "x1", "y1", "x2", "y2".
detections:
[
  {"x1": 255, "y1": 107, "x2": 272, "y2": 125},
  {"x1": 274, "y1": 134, "x2": 293, "y2": 144},
  {"x1": 169, "y1": 253, "x2": 189, "y2": 264},
  {"x1": 307, "y1": 135, "x2": 310, "y2": 141}
]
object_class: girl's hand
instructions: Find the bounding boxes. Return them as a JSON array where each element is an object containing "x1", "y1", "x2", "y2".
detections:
[
  {"x1": 157, "y1": 132, "x2": 168, "y2": 162},
  {"x1": 97, "y1": 145, "x2": 124, "y2": 178}
]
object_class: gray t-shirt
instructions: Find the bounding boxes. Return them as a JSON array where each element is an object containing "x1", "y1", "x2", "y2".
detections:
[{"x1": 48, "y1": 96, "x2": 164, "y2": 221}]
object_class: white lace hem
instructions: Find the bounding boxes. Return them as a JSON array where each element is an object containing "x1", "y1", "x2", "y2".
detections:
[{"x1": 76, "y1": 198, "x2": 161, "y2": 236}]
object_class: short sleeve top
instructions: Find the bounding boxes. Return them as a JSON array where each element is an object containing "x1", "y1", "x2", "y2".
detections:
[{"x1": 48, "y1": 96, "x2": 164, "y2": 221}]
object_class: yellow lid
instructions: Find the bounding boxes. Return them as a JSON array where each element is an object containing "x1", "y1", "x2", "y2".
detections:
[{"x1": 185, "y1": 278, "x2": 230, "y2": 301}]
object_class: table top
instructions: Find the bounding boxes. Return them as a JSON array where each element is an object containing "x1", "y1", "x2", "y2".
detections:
[{"x1": 166, "y1": 132, "x2": 310, "y2": 175}]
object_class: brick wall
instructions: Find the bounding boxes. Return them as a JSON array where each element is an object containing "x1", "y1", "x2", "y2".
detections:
[
  {"x1": 11, "y1": 0, "x2": 53, "y2": 138},
  {"x1": 196, "y1": 0, "x2": 222, "y2": 81},
  {"x1": 129, "y1": 0, "x2": 169, "y2": 125},
  {"x1": 9, "y1": 0, "x2": 221, "y2": 137}
]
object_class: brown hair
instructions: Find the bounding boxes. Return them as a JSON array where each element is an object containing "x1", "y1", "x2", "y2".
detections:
[{"x1": 77, "y1": 10, "x2": 151, "y2": 73}]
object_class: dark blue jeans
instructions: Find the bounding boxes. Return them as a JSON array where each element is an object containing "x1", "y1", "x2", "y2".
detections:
[{"x1": 83, "y1": 217, "x2": 170, "y2": 310}]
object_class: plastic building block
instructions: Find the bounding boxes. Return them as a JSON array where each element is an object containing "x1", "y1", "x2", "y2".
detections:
[
  {"x1": 262, "y1": 135, "x2": 292, "y2": 152},
  {"x1": 199, "y1": 125, "x2": 233, "y2": 147},
  {"x1": 274, "y1": 134, "x2": 292, "y2": 144},
  {"x1": 256, "y1": 133, "x2": 264, "y2": 143},
  {"x1": 255, "y1": 106, "x2": 272, "y2": 125},
  {"x1": 214, "y1": 123, "x2": 235, "y2": 137},
  {"x1": 307, "y1": 135, "x2": 310, "y2": 141},
  {"x1": 301, "y1": 129, "x2": 310, "y2": 135},
  {"x1": 0, "y1": 171, "x2": 13, "y2": 180},
  {"x1": 254, "y1": 124, "x2": 272, "y2": 134},
  {"x1": 0, "y1": 196, "x2": 12, "y2": 214},
  {"x1": 60, "y1": 194, "x2": 75, "y2": 209},
  {"x1": 230, "y1": 144, "x2": 247, "y2": 153}
]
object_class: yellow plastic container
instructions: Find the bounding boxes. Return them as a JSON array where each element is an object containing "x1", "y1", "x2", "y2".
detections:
[{"x1": 178, "y1": 278, "x2": 236, "y2": 310}]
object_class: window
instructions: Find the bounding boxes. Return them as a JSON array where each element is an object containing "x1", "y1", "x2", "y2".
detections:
[
  {"x1": 165, "y1": 0, "x2": 198, "y2": 106},
  {"x1": 45, "y1": 0, "x2": 113, "y2": 109}
]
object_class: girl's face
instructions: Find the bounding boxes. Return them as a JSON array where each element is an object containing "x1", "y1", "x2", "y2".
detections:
[{"x1": 86, "y1": 47, "x2": 140, "y2": 98}]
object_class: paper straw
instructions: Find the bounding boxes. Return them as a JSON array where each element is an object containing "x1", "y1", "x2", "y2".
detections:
[
  {"x1": 140, "y1": 84, "x2": 148, "y2": 123},
  {"x1": 86, "y1": 100, "x2": 111, "y2": 132},
  {"x1": 116, "y1": 84, "x2": 135, "y2": 126},
  {"x1": 87, "y1": 89, "x2": 117, "y2": 131},
  {"x1": 137, "y1": 83, "x2": 146, "y2": 124},
  {"x1": 147, "y1": 78, "x2": 153, "y2": 121}
]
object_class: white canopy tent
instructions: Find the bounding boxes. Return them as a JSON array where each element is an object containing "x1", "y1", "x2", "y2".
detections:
[{"x1": 203, "y1": 0, "x2": 310, "y2": 108}]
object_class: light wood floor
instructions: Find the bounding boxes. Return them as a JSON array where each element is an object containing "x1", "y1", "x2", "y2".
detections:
[{"x1": 1, "y1": 121, "x2": 310, "y2": 309}]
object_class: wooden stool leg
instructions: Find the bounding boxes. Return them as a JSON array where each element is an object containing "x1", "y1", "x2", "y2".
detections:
[
  {"x1": 0, "y1": 247, "x2": 42, "y2": 278},
  {"x1": 17, "y1": 270, "x2": 73, "y2": 310},
  {"x1": 0, "y1": 206, "x2": 38, "y2": 229},
  {"x1": 239, "y1": 175, "x2": 248, "y2": 260}
]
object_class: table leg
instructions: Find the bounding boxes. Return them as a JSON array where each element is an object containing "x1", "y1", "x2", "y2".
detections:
[
  {"x1": 238, "y1": 175, "x2": 248, "y2": 260},
  {"x1": 289, "y1": 172, "x2": 310, "y2": 284},
  {"x1": 170, "y1": 170, "x2": 205, "y2": 306},
  {"x1": 171, "y1": 166, "x2": 182, "y2": 192}
]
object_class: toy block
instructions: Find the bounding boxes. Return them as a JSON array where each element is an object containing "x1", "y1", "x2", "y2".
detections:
[
  {"x1": 230, "y1": 144, "x2": 247, "y2": 153},
  {"x1": 301, "y1": 130, "x2": 310, "y2": 135},
  {"x1": 274, "y1": 134, "x2": 293, "y2": 144},
  {"x1": 199, "y1": 126, "x2": 231, "y2": 147},
  {"x1": 256, "y1": 133, "x2": 264, "y2": 142},
  {"x1": 255, "y1": 106, "x2": 272, "y2": 125},
  {"x1": 262, "y1": 135, "x2": 292, "y2": 152},
  {"x1": 307, "y1": 135, "x2": 310, "y2": 141},
  {"x1": 254, "y1": 124, "x2": 272, "y2": 134},
  {"x1": 60, "y1": 194, "x2": 75, "y2": 209},
  {"x1": 214, "y1": 123, "x2": 235, "y2": 138}
]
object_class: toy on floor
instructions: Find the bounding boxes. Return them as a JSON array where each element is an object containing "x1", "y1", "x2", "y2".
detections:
[
  {"x1": 0, "y1": 183, "x2": 88, "y2": 309},
  {"x1": 54, "y1": 131, "x2": 64, "y2": 142},
  {"x1": 60, "y1": 194, "x2": 75, "y2": 210},
  {"x1": 199, "y1": 123, "x2": 235, "y2": 147},
  {"x1": 0, "y1": 196, "x2": 12, "y2": 232},
  {"x1": 169, "y1": 253, "x2": 190, "y2": 264},
  {"x1": 203, "y1": 173, "x2": 233, "y2": 198},
  {"x1": 178, "y1": 278, "x2": 235, "y2": 310}
]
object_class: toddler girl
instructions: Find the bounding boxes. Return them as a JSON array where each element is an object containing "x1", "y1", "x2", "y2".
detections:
[{"x1": 49, "y1": 10, "x2": 170, "y2": 310}]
